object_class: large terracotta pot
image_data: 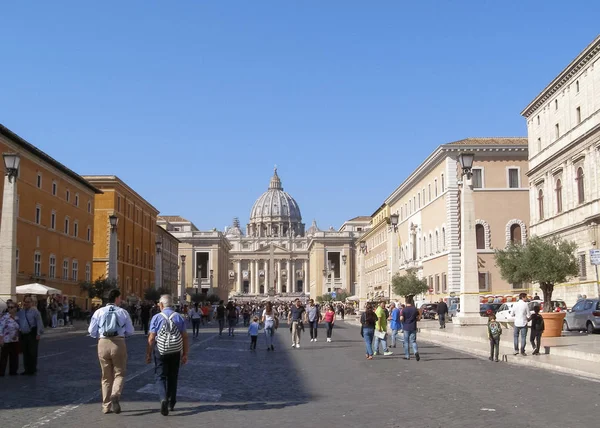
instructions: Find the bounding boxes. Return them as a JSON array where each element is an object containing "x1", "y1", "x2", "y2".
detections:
[{"x1": 541, "y1": 311, "x2": 566, "y2": 337}]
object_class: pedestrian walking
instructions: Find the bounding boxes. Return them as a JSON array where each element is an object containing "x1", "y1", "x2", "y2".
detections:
[
  {"x1": 0, "y1": 302, "x2": 21, "y2": 376},
  {"x1": 400, "y1": 295, "x2": 420, "y2": 361},
  {"x1": 487, "y1": 313, "x2": 502, "y2": 362},
  {"x1": 323, "y1": 304, "x2": 336, "y2": 343},
  {"x1": 529, "y1": 305, "x2": 545, "y2": 355},
  {"x1": 436, "y1": 298, "x2": 448, "y2": 329},
  {"x1": 388, "y1": 302, "x2": 401, "y2": 348},
  {"x1": 226, "y1": 301, "x2": 238, "y2": 337},
  {"x1": 307, "y1": 299, "x2": 321, "y2": 342},
  {"x1": 140, "y1": 302, "x2": 151, "y2": 336},
  {"x1": 17, "y1": 295, "x2": 45, "y2": 375},
  {"x1": 216, "y1": 300, "x2": 226, "y2": 336},
  {"x1": 360, "y1": 303, "x2": 377, "y2": 359},
  {"x1": 512, "y1": 293, "x2": 529, "y2": 356},
  {"x1": 146, "y1": 294, "x2": 189, "y2": 416},
  {"x1": 288, "y1": 298, "x2": 306, "y2": 349},
  {"x1": 189, "y1": 303, "x2": 202, "y2": 338},
  {"x1": 261, "y1": 302, "x2": 278, "y2": 351},
  {"x1": 248, "y1": 316, "x2": 260, "y2": 350},
  {"x1": 374, "y1": 301, "x2": 393, "y2": 356},
  {"x1": 88, "y1": 289, "x2": 135, "y2": 414}
]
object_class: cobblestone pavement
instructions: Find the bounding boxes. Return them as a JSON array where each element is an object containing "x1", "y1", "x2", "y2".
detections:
[{"x1": 1, "y1": 321, "x2": 600, "y2": 428}]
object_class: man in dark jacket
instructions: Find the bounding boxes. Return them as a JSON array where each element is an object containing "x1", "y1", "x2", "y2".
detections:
[{"x1": 436, "y1": 299, "x2": 449, "y2": 329}]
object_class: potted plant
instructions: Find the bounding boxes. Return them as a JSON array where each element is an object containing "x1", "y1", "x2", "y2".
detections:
[{"x1": 495, "y1": 236, "x2": 579, "y2": 337}]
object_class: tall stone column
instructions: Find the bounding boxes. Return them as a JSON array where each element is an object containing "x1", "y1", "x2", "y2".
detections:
[
  {"x1": 454, "y1": 170, "x2": 486, "y2": 325},
  {"x1": 291, "y1": 261, "x2": 296, "y2": 293},
  {"x1": 286, "y1": 259, "x2": 291, "y2": 293},
  {"x1": 237, "y1": 260, "x2": 242, "y2": 293},
  {"x1": 0, "y1": 174, "x2": 18, "y2": 302},
  {"x1": 277, "y1": 260, "x2": 283, "y2": 293},
  {"x1": 303, "y1": 259, "x2": 308, "y2": 294},
  {"x1": 264, "y1": 260, "x2": 269, "y2": 294},
  {"x1": 253, "y1": 260, "x2": 259, "y2": 294}
]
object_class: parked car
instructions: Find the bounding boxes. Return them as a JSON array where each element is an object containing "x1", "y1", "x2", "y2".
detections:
[
  {"x1": 480, "y1": 303, "x2": 502, "y2": 317},
  {"x1": 563, "y1": 298, "x2": 600, "y2": 333},
  {"x1": 421, "y1": 303, "x2": 439, "y2": 319},
  {"x1": 495, "y1": 302, "x2": 516, "y2": 324}
]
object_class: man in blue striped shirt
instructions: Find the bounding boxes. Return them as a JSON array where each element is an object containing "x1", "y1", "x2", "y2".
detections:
[
  {"x1": 146, "y1": 294, "x2": 189, "y2": 416},
  {"x1": 17, "y1": 295, "x2": 44, "y2": 375}
]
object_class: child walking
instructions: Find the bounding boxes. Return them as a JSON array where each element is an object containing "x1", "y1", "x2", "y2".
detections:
[
  {"x1": 487, "y1": 313, "x2": 502, "y2": 362},
  {"x1": 248, "y1": 316, "x2": 260, "y2": 350},
  {"x1": 529, "y1": 305, "x2": 545, "y2": 355}
]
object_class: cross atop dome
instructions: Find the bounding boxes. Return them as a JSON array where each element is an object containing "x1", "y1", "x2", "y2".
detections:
[{"x1": 269, "y1": 166, "x2": 283, "y2": 190}]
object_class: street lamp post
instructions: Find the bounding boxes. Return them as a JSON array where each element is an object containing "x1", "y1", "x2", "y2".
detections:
[
  {"x1": 454, "y1": 152, "x2": 485, "y2": 325},
  {"x1": 388, "y1": 213, "x2": 399, "y2": 301},
  {"x1": 0, "y1": 153, "x2": 21, "y2": 303},
  {"x1": 209, "y1": 269, "x2": 214, "y2": 295},
  {"x1": 180, "y1": 254, "x2": 186, "y2": 304},
  {"x1": 108, "y1": 214, "x2": 118, "y2": 284},
  {"x1": 155, "y1": 240, "x2": 162, "y2": 290},
  {"x1": 359, "y1": 241, "x2": 367, "y2": 310}
]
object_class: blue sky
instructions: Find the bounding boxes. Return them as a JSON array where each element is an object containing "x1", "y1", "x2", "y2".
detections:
[{"x1": 1, "y1": 1, "x2": 598, "y2": 231}]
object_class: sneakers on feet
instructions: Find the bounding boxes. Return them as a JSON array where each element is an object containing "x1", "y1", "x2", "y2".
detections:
[
  {"x1": 521, "y1": 352, "x2": 527, "y2": 356},
  {"x1": 489, "y1": 357, "x2": 494, "y2": 361},
  {"x1": 373, "y1": 352, "x2": 379, "y2": 356},
  {"x1": 296, "y1": 344, "x2": 300, "y2": 349},
  {"x1": 384, "y1": 351, "x2": 393, "y2": 356},
  {"x1": 160, "y1": 400, "x2": 169, "y2": 416},
  {"x1": 514, "y1": 351, "x2": 519, "y2": 356},
  {"x1": 415, "y1": 352, "x2": 421, "y2": 362},
  {"x1": 327, "y1": 338, "x2": 331, "y2": 343}
]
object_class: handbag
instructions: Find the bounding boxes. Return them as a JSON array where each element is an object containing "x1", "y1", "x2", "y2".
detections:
[{"x1": 374, "y1": 329, "x2": 386, "y2": 340}]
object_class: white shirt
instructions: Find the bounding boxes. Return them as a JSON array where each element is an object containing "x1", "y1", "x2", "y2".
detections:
[
  {"x1": 88, "y1": 304, "x2": 135, "y2": 339},
  {"x1": 512, "y1": 300, "x2": 530, "y2": 327},
  {"x1": 262, "y1": 309, "x2": 275, "y2": 322}
]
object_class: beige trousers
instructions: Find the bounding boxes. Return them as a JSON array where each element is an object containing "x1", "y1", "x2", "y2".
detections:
[
  {"x1": 98, "y1": 337, "x2": 127, "y2": 411},
  {"x1": 291, "y1": 321, "x2": 302, "y2": 345}
]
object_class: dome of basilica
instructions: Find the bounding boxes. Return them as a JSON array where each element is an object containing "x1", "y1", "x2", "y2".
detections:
[{"x1": 248, "y1": 169, "x2": 304, "y2": 237}]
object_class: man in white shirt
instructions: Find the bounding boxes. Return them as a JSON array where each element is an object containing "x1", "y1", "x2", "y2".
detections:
[
  {"x1": 511, "y1": 293, "x2": 530, "y2": 356},
  {"x1": 88, "y1": 289, "x2": 135, "y2": 414}
]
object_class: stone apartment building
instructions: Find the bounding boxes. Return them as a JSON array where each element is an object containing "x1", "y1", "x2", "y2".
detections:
[{"x1": 521, "y1": 35, "x2": 600, "y2": 304}]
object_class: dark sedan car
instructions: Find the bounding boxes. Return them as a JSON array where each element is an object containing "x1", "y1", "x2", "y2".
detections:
[
  {"x1": 421, "y1": 303, "x2": 439, "y2": 319},
  {"x1": 480, "y1": 303, "x2": 502, "y2": 317}
]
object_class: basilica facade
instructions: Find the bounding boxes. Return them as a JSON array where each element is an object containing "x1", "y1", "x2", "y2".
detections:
[{"x1": 159, "y1": 169, "x2": 368, "y2": 302}]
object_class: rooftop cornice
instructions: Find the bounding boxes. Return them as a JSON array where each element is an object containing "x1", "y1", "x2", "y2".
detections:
[
  {"x1": 83, "y1": 175, "x2": 160, "y2": 214},
  {"x1": 521, "y1": 35, "x2": 600, "y2": 118}
]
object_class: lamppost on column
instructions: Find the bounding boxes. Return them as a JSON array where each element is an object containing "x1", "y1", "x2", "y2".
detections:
[
  {"x1": 209, "y1": 269, "x2": 214, "y2": 296},
  {"x1": 108, "y1": 214, "x2": 118, "y2": 285},
  {"x1": 155, "y1": 240, "x2": 162, "y2": 290},
  {"x1": 0, "y1": 153, "x2": 21, "y2": 303},
  {"x1": 359, "y1": 240, "x2": 367, "y2": 310},
  {"x1": 180, "y1": 254, "x2": 186, "y2": 304},
  {"x1": 388, "y1": 213, "x2": 399, "y2": 300},
  {"x1": 454, "y1": 152, "x2": 486, "y2": 325}
]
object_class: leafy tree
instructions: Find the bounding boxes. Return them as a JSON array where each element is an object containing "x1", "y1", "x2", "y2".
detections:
[
  {"x1": 80, "y1": 278, "x2": 118, "y2": 301},
  {"x1": 495, "y1": 236, "x2": 579, "y2": 312},
  {"x1": 207, "y1": 294, "x2": 220, "y2": 304},
  {"x1": 391, "y1": 271, "x2": 429, "y2": 298},
  {"x1": 190, "y1": 293, "x2": 207, "y2": 304},
  {"x1": 143, "y1": 286, "x2": 173, "y2": 303},
  {"x1": 316, "y1": 294, "x2": 333, "y2": 304}
]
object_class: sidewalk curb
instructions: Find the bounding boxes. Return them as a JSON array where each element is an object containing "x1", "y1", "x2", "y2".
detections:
[{"x1": 343, "y1": 319, "x2": 600, "y2": 382}]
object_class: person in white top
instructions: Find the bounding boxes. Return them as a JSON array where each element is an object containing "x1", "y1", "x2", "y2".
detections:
[
  {"x1": 511, "y1": 293, "x2": 530, "y2": 356},
  {"x1": 189, "y1": 303, "x2": 202, "y2": 338},
  {"x1": 88, "y1": 289, "x2": 134, "y2": 414},
  {"x1": 261, "y1": 302, "x2": 278, "y2": 351}
]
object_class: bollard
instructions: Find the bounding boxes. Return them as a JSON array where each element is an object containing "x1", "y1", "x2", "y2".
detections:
[{"x1": 544, "y1": 346, "x2": 550, "y2": 355}]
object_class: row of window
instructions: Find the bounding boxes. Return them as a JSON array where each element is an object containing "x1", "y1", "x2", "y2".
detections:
[
  {"x1": 34, "y1": 206, "x2": 91, "y2": 241},
  {"x1": 36, "y1": 173, "x2": 92, "y2": 213},
  {"x1": 471, "y1": 167, "x2": 521, "y2": 189},
  {"x1": 366, "y1": 228, "x2": 388, "y2": 251},
  {"x1": 400, "y1": 174, "x2": 446, "y2": 221},
  {"x1": 116, "y1": 196, "x2": 154, "y2": 229},
  {"x1": 400, "y1": 227, "x2": 447, "y2": 263},
  {"x1": 365, "y1": 250, "x2": 387, "y2": 269},
  {"x1": 537, "y1": 166, "x2": 585, "y2": 221},
  {"x1": 427, "y1": 273, "x2": 448, "y2": 294},
  {"x1": 116, "y1": 241, "x2": 154, "y2": 269},
  {"x1": 22, "y1": 250, "x2": 91, "y2": 282}
]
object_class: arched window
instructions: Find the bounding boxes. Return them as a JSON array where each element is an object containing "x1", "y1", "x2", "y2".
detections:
[
  {"x1": 435, "y1": 230, "x2": 439, "y2": 252},
  {"x1": 510, "y1": 224, "x2": 522, "y2": 244},
  {"x1": 538, "y1": 189, "x2": 544, "y2": 220},
  {"x1": 576, "y1": 167, "x2": 585, "y2": 204},
  {"x1": 555, "y1": 179, "x2": 563, "y2": 213},
  {"x1": 423, "y1": 236, "x2": 427, "y2": 258},
  {"x1": 442, "y1": 227, "x2": 446, "y2": 250},
  {"x1": 429, "y1": 233, "x2": 433, "y2": 255},
  {"x1": 476, "y1": 224, "x2": 485, "y2": 249}
]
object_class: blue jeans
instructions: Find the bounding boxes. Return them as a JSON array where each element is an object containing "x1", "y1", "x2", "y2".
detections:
[
  {"x1": 514, "y1": 326, "x2": 528, "y2": 353},
  {"x1": 391, "y1": 329, "x2": 399, "y2": 347},
  {"x1": 309, "y1": 320, "x2": 319, "y2": 339},
  {"x1": 403, "y1": 330, "x2": 418, "y2": 358},
  {"x1": 438, "y1": 313, "x2": 446, "y2": 328},
  {"x1": 373, "y1": 331, "x2": 388, "y2": 353},
  {"x1": 363, "y1": 327, "x2": 375, "y2": 356}
]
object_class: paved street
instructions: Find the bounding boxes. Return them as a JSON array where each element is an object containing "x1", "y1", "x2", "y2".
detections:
[{"x1": 1, "y1": 320, "x2": 599, "y2": 428}]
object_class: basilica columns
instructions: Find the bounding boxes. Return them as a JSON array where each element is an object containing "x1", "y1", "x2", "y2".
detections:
[
  {"x1": 277, "y1": 260, "x2": 283, "y2": 293},
  {"x1": 264, "y1": 260, "x2": 269, "y2": 293},
  {"x1": 236, "y1": 260, "x2": 242, "y2": 293},
  {"x1": 253, "y1": 260, "x2": 259, "y2": 294},
  {"x1": 286, "y1": 259, "x2": 291, "y2": 292},
  {"x1": 303, "y1": 259, "x2": 308, "y2": 292},
  {"x1": 291, "y1": 261, "x2": 296, "y2": 293}
]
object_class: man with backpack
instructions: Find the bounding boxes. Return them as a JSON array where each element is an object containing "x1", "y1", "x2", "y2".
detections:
[
  {"x1": 88, "y1": 289, "x2": 135, "y2": 414},
  {"x1": 146, "y1": 294, "x2": 189, "y2": 416}
]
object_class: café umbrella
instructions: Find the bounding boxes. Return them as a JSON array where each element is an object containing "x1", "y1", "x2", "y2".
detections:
[{"x1": 16, "y1": 283, "x2": 62, "y2": 295}]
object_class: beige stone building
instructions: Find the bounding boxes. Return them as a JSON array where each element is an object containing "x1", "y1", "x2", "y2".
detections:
[
  {"x1": 521, "y1": 35, "x2": 600, "y2": 304},
  {"x1": 162, "y1": 169, "x2": 363, "y2": 302},
  {"x1": 358, "y1": 138, "x2": 530, "y2": 308}
]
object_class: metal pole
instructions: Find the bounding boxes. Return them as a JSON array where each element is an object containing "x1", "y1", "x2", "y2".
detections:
[{"x1": 595, "y1": 264, "x2": 600, "y2": 299}]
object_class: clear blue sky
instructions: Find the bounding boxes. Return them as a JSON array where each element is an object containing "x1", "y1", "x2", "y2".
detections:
[{"x1": 1, "y1": 1, "x2": 598, "y2": 231}]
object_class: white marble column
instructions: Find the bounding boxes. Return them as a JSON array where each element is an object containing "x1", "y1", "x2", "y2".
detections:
[
  {"x1": 286, "y1": 259, "x2": 291, "y2": 292},
  {"x1": 237, "y1": 260, "x2": 242, "y2": 293},
  {"x1": 264, "y1": 261, "x2": 269, "y2": 294},
  {"x1": 253, "y1": 260, "x2": 259, "y2": 294},
  {"x1": 291, "y1": 261, "x2": 296, "y2": 293},
  {"x1": 277, "y1": 260, "x2": 282, "y2": 293},
  {"x1": 303, "y1": 259, "x2": 308, "y2": 293}
]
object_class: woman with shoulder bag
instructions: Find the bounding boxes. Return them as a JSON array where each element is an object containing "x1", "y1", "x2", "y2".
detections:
[
  {"x1": 0, "y1": 303, "x2": 21, "y2": 376},
  {"x1": 360, "y1": 304, "x2": 378, "y2": 360},
  {"x1": 261, "y1": 302, "x2": 278, "y2": 351}
]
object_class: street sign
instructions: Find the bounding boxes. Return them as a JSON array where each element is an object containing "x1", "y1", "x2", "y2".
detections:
[
  {"x1": 449, "y1": 292, "x2": 456, "y2": 297},
  {"x1": 590, "y1": 249, "x2": 600, "y2": 265},
  {"x1": 428, "y1": 288, "x2": 433, "y2": 294},
  {"x1": 331, "y1": 291, "x2": 337, "y2": 298}
]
